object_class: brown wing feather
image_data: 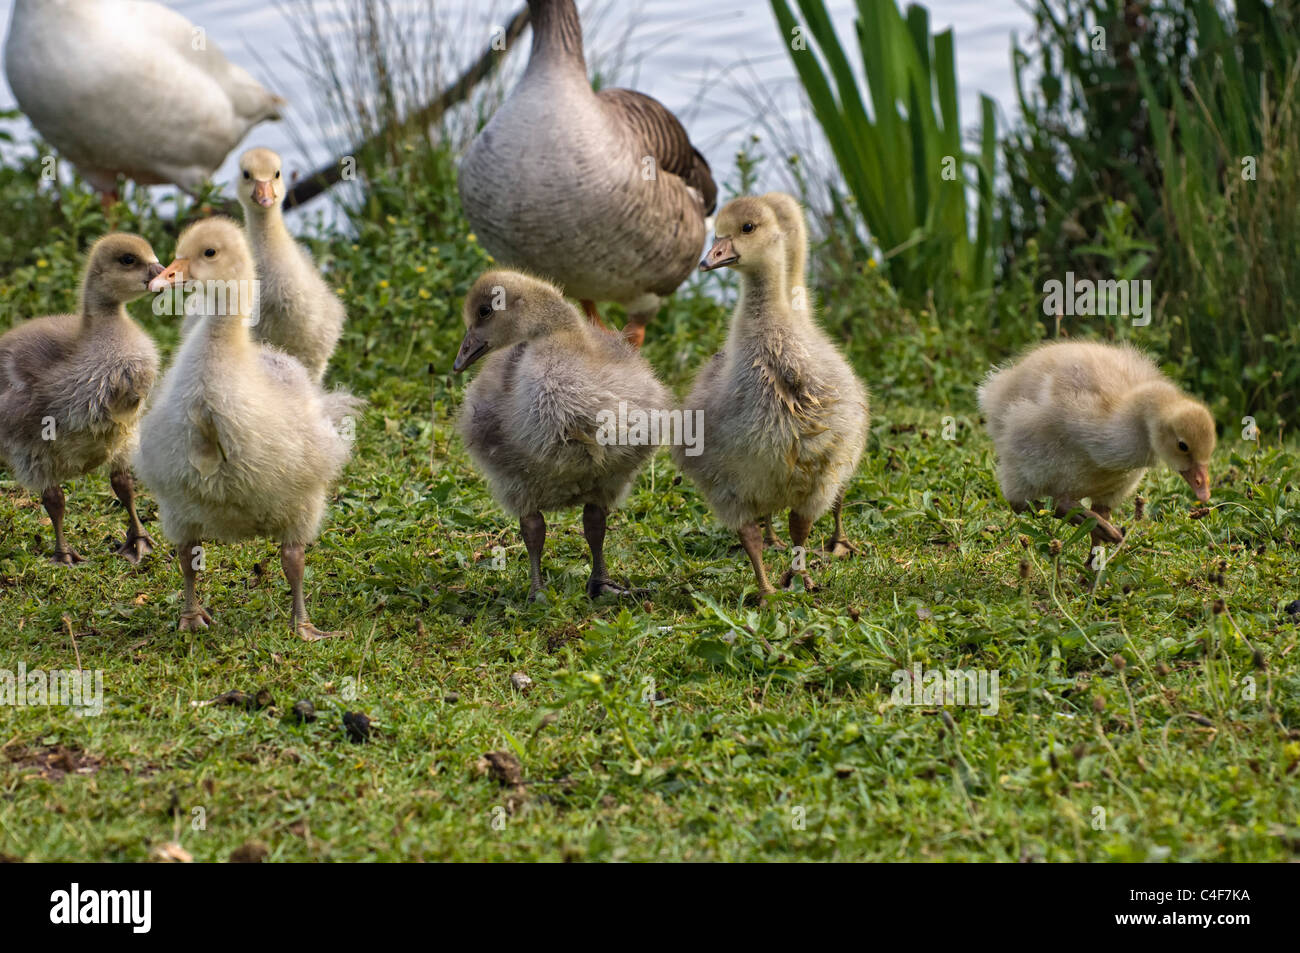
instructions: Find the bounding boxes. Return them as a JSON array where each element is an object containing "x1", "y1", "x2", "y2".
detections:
[{"x1": 598, "y1": 87, "x2": 717, "y2": 215}]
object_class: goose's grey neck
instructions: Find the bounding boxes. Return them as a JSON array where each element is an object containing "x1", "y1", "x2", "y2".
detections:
[
  {"x1": 526, "y1": 0, "x2": 586, "y2": 75},
  {"x1": 80, "y1": 285, "x2": 126, "y2": 326},
  {"x1": 730, "y1": 267, "x2": 791, "y2": 348}
]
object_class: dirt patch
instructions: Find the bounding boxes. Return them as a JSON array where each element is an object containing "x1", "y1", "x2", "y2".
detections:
[
  {"x1": 5, "y1": 744, "x2": 102, "y2": 781},
  {"x1": 229, "y1": 841, "x2": 269, "y2": 863},
  {"x1": 475, "y1": 750, "x2": 528, "y2": 813},
  {"x1": 546, "y1": 624, "x2": 580, "y2": 653}
]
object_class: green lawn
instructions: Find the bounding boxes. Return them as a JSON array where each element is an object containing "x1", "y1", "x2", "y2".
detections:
[{"x1": 1, "y1": 186, "x2": 1298, "y2": 862}]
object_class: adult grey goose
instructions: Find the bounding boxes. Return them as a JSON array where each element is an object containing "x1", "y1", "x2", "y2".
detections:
[{"x1": 458, "y1": 0, "x2": 717, "y2": 348}]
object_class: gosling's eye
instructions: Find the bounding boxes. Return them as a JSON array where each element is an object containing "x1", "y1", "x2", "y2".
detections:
[
  {"x1": 242, "y1": 170, "x2": 251, "y2": 180},
  {"x1": 118, "y1": 254, "x2": 137, "y2": 266},
  {"x1": 204, "y1": 248, "x2": 217, "y2": 259},
  {"x1": 1178, "y1": 440, "x2": 1189, "y2": 452},
  {"x1": 741, "y1": 222, "x2": 756, "y2": 233},
  {"x1": 477, "y1": 304, "x2": 492, "y2": 318},
  {"x1": 275, "y1": 170, "x2": 281, "y2": 179}
]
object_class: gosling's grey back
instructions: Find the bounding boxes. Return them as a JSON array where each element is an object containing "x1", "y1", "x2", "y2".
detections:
[
  {"x1": 458, "y1": 309, "x2": 671, "y2": 517},
  {"x1": 0, "y1": 309, "x2": 158, "y2": 492}
]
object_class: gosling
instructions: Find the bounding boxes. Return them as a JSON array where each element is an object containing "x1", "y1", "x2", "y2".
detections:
[
  {"x1": 453, "y1": 270, "x2": 671, "y2": 601},
  {"x1": 675, "y1": 195, "x2": 869, "y2": 598},
  {"x1": 135, "y1": 219, "x2": 360, "y2": 638},
  {"x1": 0, "y1": 233, "x2": 161, "y2": 564},
  {"x1": 977, "y1": 339, "x2": 1216, "y2": 545},
  {"x1": 235, "y1": 148, "x2": 345, "y2": 381}
]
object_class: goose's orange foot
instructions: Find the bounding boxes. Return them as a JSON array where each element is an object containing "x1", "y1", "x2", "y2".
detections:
[{"x1": 622, "y1": 322, "x2": 646, "y2": 348}]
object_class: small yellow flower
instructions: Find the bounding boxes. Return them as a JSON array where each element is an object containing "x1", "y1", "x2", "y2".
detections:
[
  {"x1": 386, "y1": 215, "x2": 398, "y2": 226},
  {"x1": 415, "y1": 265, "x2": 427, "y2": 274},
  {"x1": 378, "y1": 279, "x2": 390, "y2": 289},
  {"x1": 466, "y1": 233, "x2": 477, "y2": 244},
  {"x1": 36, "y1": 259, "x2": 48, "y2": 268},
  {"x1": 335, "y1": 287, "x2": 346, "y2": 296},
  {"x1": 418, "y1": 288, "x2": 431, "y2": 300},
  {"x1": 867, "y1": 258, "x2": 877, "y2": 269}
]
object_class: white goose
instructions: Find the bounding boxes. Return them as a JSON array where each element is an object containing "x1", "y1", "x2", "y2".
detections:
[{"x1": 4, "y1": 0, "x2": 284, "y2": 199}]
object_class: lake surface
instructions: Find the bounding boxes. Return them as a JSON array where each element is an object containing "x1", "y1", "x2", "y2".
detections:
[{"x1": 0, "y1": 0, "x2": 1032, "y2": 215}]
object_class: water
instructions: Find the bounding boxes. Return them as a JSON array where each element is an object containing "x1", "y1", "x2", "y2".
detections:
[{"x1": 0, "y1": 0, "x2": 1032, "y2": 215}]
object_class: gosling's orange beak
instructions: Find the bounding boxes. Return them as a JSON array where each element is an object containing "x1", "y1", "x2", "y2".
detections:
[
  {"x1": 252, "y1": 179, "x2": 277, "y2": 208},
  {"x1": 149, "y1": 258, "x2": 190, "y2": 293},
  {"x1": 1180, "y1": 463, "x2": 1211, "y2": 502},
  {"x1": 700, "y1": 236, "x2": 738, "y2": 272}
]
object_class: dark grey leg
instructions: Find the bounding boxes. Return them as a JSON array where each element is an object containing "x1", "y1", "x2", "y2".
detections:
[
  {"x1": 520, "y1": 512, "x2": 547, "y2": 602},
  {"x1": 583, "y1": 503, "x2": 643, "y2": 598},
  {"x1": 41, "y1": 485, "x2": 84, "y2": 565},
  {"x1": 781, "y1": 510, "x2": 816, "y2": 591},
  {"x1": 110, "y1": 467, "x2": 155, "y2": 564}
]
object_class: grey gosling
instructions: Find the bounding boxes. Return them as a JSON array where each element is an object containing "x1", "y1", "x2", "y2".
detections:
[
  {"x1": 978, "y1": 339, "x2": 1215, "y2": 547},
  {"x1": 0, "y1": 233, "x2": 162, "y2": 564},
  {"x1": 453, "y1": 269, "x2": 671, "y2": 601}
]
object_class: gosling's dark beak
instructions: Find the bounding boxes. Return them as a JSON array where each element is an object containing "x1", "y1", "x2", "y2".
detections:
[
  {"x1": 700, "y1": 236, "x2": 738, "y2": 272},
  {"x1": 145, "y1": 262, "x2": 165, "y2": 286},
  {"x1": 453, "y1": 329, "x2": 489, "y2": 373},
  {"x1": 1180, "y1": 463, "x2": 1211, "y2": 502}
]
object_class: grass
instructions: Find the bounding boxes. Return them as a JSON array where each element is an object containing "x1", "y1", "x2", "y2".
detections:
[{"x1": 2, "y1": 152, "x2": 1300, "y2": 862}]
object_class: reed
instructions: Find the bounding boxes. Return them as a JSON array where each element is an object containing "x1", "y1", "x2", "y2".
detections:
[{"x1": 770, "y1": 0, "x2": 998, "y2": 312}]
